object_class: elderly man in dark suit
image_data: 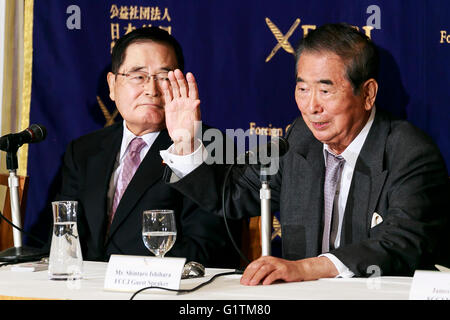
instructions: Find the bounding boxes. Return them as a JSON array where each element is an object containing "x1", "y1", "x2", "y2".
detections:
[
  {"x1": 160, "y1": 23, "x2": 450, "y2": 284},
  {"x1": 56, "y1": 27, "x2": 241, "y2": 267}
]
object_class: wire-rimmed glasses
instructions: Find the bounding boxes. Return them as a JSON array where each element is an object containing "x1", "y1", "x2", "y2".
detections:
[{"x1": 116, "y1": 71, "x2": 169, "y2": 87}]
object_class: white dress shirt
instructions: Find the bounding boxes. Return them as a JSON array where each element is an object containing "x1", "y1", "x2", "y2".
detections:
[
  {"x1": 107, "y1": 121, "x2": 160, "y2": 213},
  {"x1": 160, "y1": 107, "x2": 376, "y2": 278}
]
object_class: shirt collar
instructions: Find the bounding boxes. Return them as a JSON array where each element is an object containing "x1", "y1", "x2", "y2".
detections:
[
  {"x1": 119, "y1": 120, "x2": 160, "y2": 160},
  {"x1": 323, "y1": 106, "x2": 376, "y2": 168}
]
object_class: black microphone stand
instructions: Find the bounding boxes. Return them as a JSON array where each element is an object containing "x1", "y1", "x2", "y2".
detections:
[{"x1": 0, "y1": 147, "x2": 48, "y2": 263}]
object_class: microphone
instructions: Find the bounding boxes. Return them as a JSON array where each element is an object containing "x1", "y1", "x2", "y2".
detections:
[
  {"x1": 0, "y1": 124, "x2": 47, "y2": 152},
  {"x1": 221, "y1": 136, "x2": 290, "y2": 265},
  {"x1": 0, "y1": 124, "x2": 49, "y2": 263},
  {"x1": 254, "y1": 137, "x2": 289, "y2": 257},
  {"x1": 239, "y1": 136, "x2": 290, "y2": 166}
]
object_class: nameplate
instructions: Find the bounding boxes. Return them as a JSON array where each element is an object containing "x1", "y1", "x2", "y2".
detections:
[
  {"x1": 104, "y1": 254, "x2": 186, "y2": 293},
  {"x1": 409, "y1": 270, "x2": 450, "y2": 300}
]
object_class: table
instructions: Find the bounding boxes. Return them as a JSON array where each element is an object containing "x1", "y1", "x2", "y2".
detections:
[{"x1": 0, "y1": 261, "x2": 412, "y2": 300}]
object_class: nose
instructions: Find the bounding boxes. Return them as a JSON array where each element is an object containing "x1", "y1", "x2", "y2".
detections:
[
  {"x1": 143, "y1": 76, "x2": 160, "y2": 97},
  {"x1": 305, "y1": 90, "x2": 322, "y2": 114}
]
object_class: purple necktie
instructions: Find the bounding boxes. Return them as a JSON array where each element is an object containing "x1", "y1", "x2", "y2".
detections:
[
  {"x1": 321, "y1": 150, "x2": 345, "y2": 253},
  {"x1": 108, "y1": 137, "x2": 147, "y2": 226}
]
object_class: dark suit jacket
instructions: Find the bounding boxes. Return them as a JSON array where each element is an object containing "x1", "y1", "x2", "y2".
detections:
[
  {"x1": 169, "y1": 109, "x2": 450, "y2": 276},
  {"x1": 57, "y1": 122, "x2": 241, "y2": 268}
]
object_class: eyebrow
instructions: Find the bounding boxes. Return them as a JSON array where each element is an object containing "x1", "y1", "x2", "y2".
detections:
[
  {"x1": 318, "y1": 79, "x2": 334, "y2": 85},
  {"x1": 296, "y1": 77, "x2": 334, "y2": 85},
  {"x1": 128, "y1": 66, "x2": 147, "y2": 72},
  {"x1": 128, "y1": 66, "x2": 173, "y2": 73}
]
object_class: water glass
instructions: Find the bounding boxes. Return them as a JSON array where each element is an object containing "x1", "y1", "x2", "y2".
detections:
[{"x1": 142, "y1": 210, "x2": 177, "y2": 258}]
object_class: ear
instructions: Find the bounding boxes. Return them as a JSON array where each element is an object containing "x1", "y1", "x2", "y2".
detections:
[
  {"x1": 107, "y1": 72, "x2": 116, "y2": 101},
  {"x1": 362, "y1": 79, "x2": 378, "y2": 111}
]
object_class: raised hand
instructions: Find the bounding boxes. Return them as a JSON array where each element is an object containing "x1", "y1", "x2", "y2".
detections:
[{"x1": 162, "y1": 69, "x2": 201, "y2": 155}]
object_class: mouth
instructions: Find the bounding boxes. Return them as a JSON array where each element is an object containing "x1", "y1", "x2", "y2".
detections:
[
  {"x1": 137, "y1": 103, "x2": 163, "y2": 109},
  {"x1": 311, "y1": 121, "x2": 330, "y2": 129}
]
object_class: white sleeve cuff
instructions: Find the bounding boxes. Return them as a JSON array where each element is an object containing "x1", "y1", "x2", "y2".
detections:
[
  {"x1": 319, "y1": 253, "x2": 355, "y2": 278},
  {"x1": 159, "y1": 139, "x2": 206, "y2": 179}
]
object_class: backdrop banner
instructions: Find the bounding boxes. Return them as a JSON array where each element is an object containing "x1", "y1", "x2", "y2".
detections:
[{"x1": 26, "y1": 0, "x2": 450, "y2": 252}]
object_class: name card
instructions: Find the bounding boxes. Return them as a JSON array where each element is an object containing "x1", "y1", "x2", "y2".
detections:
[
  {"x1": 104, "y1": 254, "x2": 186, "y2": 292},
  {"x1": 409, "y1": 270, "x2": 450, "y2": 300}
]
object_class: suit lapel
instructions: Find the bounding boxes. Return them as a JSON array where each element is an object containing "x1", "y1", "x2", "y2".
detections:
[
  {"x1": 106, "y1": 129, "x2": 172, "y2": 240},
  {"x1": 303, "y1": 141, "x2": 326, "y2": 257},
  {"x1": 83, "y1": 123, "x2": 123, "y2": 246},
  {"x1": 341, "y1": 110, "x2": 389, "y2": 245}
]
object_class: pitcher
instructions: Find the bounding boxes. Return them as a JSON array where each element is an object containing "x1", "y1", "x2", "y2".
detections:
[{"x1": 48, "y1": 200, "x2": 83, "y2": 280}]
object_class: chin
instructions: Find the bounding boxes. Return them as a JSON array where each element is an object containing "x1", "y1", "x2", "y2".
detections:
[
  {"x1": 142, "y1": 110, "x2": 164, "y2": 123},
  {"x1": 311, "y1": 130, "x2": 332, "y2": 145},
  {"x1": 144, "y1": 119, "x2": 165, "y2": 131}
]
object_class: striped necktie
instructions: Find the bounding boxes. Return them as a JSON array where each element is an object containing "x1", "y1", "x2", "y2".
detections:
[
  {"x1": 108, "y1": 137, "x2": 147, "y2": 226},
  {"x1": 321, "y1": 150, "x2": 345, "y2": 253}
]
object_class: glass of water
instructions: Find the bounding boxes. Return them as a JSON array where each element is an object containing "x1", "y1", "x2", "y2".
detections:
[{"x1": 142, "y1": 210, "x2": 177, "y2": 258}]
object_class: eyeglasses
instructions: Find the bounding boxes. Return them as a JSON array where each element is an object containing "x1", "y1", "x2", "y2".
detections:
[{"x1": 116, "y1": 71, "x2": 170, "y2": 86}]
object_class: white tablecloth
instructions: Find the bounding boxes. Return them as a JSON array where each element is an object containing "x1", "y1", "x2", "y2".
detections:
[{"x1": 0, "y1": 261, "x2": 412, "y2": 300}]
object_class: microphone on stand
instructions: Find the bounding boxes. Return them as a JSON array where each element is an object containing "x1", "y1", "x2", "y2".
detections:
[
  {"x1": 222, "y1": 136, "x2": 289, "y2": 266},
  {"x1": 256, "y1": 137, "x2": 289, "y2": 257},
  {"x1": 237, "y1": 135, "x2": 289, "y2": 166},
  {"x1": 0, "y1": 124, "x2": 47, "y2": 152},
  {"x1": 0, "y1": 124, "x2": 49, "y2": 263}
]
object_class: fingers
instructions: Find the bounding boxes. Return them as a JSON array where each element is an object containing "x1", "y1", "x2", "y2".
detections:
[
  {"x1": 168, "y1": 70, "x2": 180, "y2": 98},
  {"x1": 161, "y1": 77, "x2": 173, "y2": 104},
  {"x1": 240, "y1": 256, "x2": 304, "y2": 286},
  {"x1": 186, "y1": 72, "x2": 199, "y2": 100},
  {"x1": 174, "y1": 69, "x2": 188, "y2": 97},
  {"x1": 261, "y1": 268, "x2": 284, "y2": 285},
  {"x1": 168, "y1": 69, "x2": 199, "y2": 100},
  {"x1": 241, "y1": 257, "x2": 277, "y2": 286}
]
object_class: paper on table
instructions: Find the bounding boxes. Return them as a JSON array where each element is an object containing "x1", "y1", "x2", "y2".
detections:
[
  {"x1": 10, "y1": 261, "x2": 49, "y2": 272},
  {"x1": 409, "y1": 270, "x2": 450, "y2": 300},
  {"x1": 435, "y1": 264, "x2": 450, "y2": 273},
  {"x1": 104, "y1": 255, "x2": 186, "y2": 293}
]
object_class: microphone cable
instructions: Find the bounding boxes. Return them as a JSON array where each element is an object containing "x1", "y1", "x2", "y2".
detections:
[
  {"x1": 221, "y1": 163, "x2": 251, "y2": 266},
  {"x1": 220, "y1": 136, "x2": 289, "y2": 267},
  {"x1": 130, "y1": 269, "x2": 243, "y2": 300},
  {"x1": 0, "y1": 211, "x2": 46, "y2": 247},
  {"x1": 130, "y1": 163, "x2": 250, "y2": 299},
  {"x1": 132, "y1": 136, "x2": 292, "y2": 299}
]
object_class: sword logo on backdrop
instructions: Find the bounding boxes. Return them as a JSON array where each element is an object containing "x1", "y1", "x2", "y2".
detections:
[
  {"x1": 272, "y1": 216, "x2": 282, "y2": 240},
  {"x1": 265, "y1": 17, "x2": 301, "y2": 62},
  {"x1": 97, "y1": 96, "x2": 119, "y2": 127}
]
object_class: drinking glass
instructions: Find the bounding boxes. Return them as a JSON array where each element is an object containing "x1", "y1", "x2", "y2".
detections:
[{"x1": 142, "y1": 210, "x2": 177, "y2": 258}]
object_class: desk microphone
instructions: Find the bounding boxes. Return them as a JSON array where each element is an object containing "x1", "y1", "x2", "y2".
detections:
[
  {"x1": 0, "y1": 124, "x2": 48, "y2": 263},
  {"x1": 238, "y1": 136, "x2": 289, "y2": 166},
  {"x1": 0, "y1": 124, "x2": 47, "y2": 152},
  {"x1": 258, "y1": 137, "x2": 289, "y2": 256},
  {"x1": 222, "y1": 136, "x2": 289, "y2": 265}
]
